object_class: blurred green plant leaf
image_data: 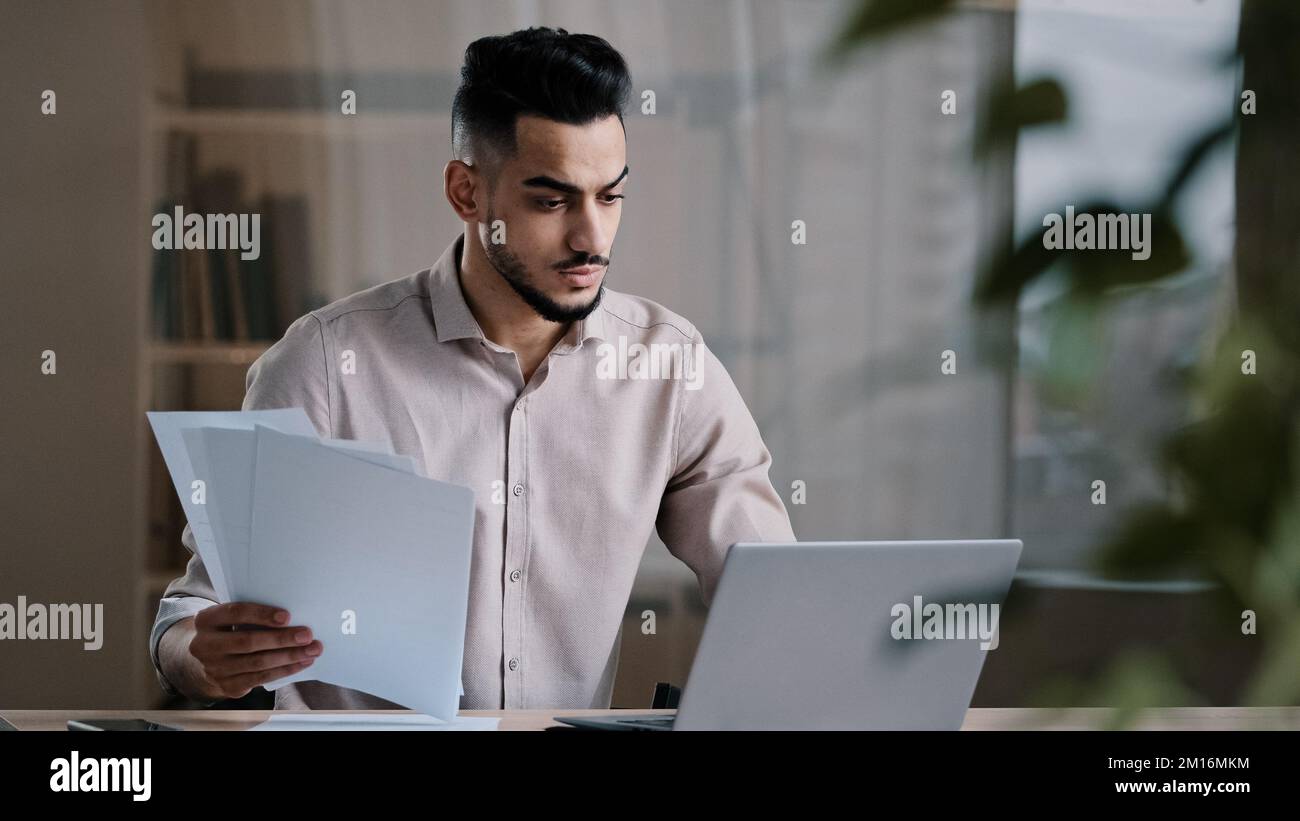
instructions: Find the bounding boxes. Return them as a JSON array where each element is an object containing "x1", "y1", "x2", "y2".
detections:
[
  {"x1": 1163, "y1": 118, "x2": 1235, "y2": 202},
  {"x1": 1162, "y1": 381, "x2": 1295, "y2": 542},
  {"x1": 1090, "y1": 648, "x2": 1205, "y2": 729},
  {"x1": 1242, "y1": 617, "x2": 1300, "y2": 705},
  {"x1": 823, "y1": 0, "x2": 956, "y2": 66},
  {"x1": 1065, "y1": 204, "x2": 1191, "y2": 294},
  {"x1": 974, "y1": 230, "x2": 1063, "y2": 304},
  {"x1": 1096, "y1": 504, "x2": 1208, "y2": 579},
  {"x1": 974, "y1": 77, "x2": 1069, "y2": 157},
  {"x1": 1251, "y1": 488, "x2": 1300, "y2": 619},
  {"x1": 975, "y1": 203, "x2": 1189, "y2": 305}
]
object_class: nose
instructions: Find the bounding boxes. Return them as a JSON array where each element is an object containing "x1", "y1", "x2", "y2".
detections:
[{"x1": 566, "y1": 198, "x2": 609, "y2": 259}]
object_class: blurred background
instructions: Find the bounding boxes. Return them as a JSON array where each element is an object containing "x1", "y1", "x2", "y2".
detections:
[{"x1": 2, "y1": 0, "x2": 1290, "y2": 714}]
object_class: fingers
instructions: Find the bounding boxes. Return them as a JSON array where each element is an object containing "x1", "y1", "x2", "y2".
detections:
[
  {"x1": 224, "y1": 641, "x2": 323, "y2": 675},
  {"x1": 225, "y1": 660, "x2": 317, "y2": 697},
  {"x1": 196, "y1": 602, "x2": 290, "y2": 630},
  {"x1": 191, "y1": 635, "x2": 322, "y2": 699},
  {"x1": 216, "y1": 626, "x2": 315, "y2": 656}
]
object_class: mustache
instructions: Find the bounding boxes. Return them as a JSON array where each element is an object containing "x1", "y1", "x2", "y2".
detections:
[{"x1": 555, "y1": 254, "x2": 610, "y2": 269}]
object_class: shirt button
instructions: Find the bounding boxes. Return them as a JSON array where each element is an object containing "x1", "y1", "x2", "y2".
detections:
[
  {"x1": 512, "y1": 483, "x2": 524, "y2": 497},
  {"x1": 508, "y1": 657, "x2": 519, "y2": 671},
  {"x1": 517, "y1": 398, "x2": 527, "y2": 410},
  {"x1": 509, "y1": 569, "x2": 522, "y2": 583}
]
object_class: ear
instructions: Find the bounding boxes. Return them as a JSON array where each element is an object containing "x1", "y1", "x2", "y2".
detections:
[{"x1": 444, "y1": 160, "x2": 483, "y2": 222}]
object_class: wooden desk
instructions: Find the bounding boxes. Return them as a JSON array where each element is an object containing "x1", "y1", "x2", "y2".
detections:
[{"x1": 4, "y1": 707, "x2": 1299, "y2": 731}]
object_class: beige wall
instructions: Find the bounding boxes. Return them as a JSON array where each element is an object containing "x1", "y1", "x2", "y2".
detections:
[{"x1": 0, "y1": 2, "x2": 150, "y2": 707}]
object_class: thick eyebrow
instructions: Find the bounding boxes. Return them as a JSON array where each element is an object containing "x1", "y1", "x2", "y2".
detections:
[{"x1": 522, "y1": 165, "x2": 629, "y2": 195}]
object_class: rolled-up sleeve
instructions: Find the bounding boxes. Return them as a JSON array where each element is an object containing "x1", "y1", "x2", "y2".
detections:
[
  {"x1": 655, "y1": 335, "x2": 795, "y2": 607},
  {"x1": 148, "y1": 312, "x2": 332, "y2": 697}
]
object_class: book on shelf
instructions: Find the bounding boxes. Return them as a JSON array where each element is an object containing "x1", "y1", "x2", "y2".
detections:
[
  {"x1": 150, "y1": 136, "x2": 313, "y2": 345},
  {"x1": 183, "y1": 52, "x2": 449, "y2": 113},
  {"x1": 262, "y1": 193, "x2": 315, "y2": 334}
]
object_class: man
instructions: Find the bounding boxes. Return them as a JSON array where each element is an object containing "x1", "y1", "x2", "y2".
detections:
[{"x1": 151, "y1": 26, "x2": 794, "y2": 710}]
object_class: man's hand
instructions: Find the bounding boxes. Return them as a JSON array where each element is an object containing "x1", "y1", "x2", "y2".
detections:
[{"x1": 183, "y1": 603, "x2": 323, "y2": 701}]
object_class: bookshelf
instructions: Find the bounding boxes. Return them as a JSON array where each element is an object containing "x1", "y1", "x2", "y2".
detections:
[
  {"x1": 135, "y1": 51, "x2": 463, "y2": 705},
  {"x1": 149, "y1": 342, "x2": 269, "y2": 366},
  {"x1": 137, "y1": 103, "x2": 348, "y2": 703},
  {"x1": 149, "y1": 107, "x2": 442, "y2": 138}
]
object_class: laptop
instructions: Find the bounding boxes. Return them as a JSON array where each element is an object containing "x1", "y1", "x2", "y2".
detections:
[{"x1": 554, "y1": 539, "x2": 1022, "y2": 731}]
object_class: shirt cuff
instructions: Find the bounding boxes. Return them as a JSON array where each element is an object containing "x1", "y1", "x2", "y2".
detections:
[{"x1": 150, "y1": 595, "x2": 219, "y2": 702}]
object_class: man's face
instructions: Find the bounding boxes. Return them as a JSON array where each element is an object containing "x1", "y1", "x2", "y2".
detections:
[{"x1": 479, "y1": 114, "x2": 627, "y2": 323}]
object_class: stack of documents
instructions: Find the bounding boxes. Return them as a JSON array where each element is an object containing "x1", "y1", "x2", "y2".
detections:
[{"x1": 147, "y1": 409, "x2": 475, "y2": 722}]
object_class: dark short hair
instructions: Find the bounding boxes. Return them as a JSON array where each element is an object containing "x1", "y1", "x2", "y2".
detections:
[{"x1": 451, "y1": 27, "x2": 632, "y2": 165}]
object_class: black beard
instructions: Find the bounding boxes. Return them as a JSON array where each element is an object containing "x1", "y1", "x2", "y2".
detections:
[{"x1": 482, "y1": 235, "x2": 605, "y2": 324}]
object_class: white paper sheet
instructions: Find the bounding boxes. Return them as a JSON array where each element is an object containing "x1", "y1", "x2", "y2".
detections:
[
  {"x1": 321, "y1": 437, "x2": 419, "y2": 476},
  {"x1": 147, "y1": 409, "x2": 319, "y2": 602},
  {"x1": 246, "y1": 425, "x2": 475, "y2": 720},
  {"x1": 248, "y1": 713, "x2": 498, "y2": 731},
  {"x1": 184, "y1": 427, "x2": 421, "y2": 599}
]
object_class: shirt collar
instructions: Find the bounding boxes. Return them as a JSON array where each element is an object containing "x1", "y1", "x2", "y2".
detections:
[
  {"x1": 429, "y1": 234, "x2": 485, "y2": 343},
  {"x1": 428, "y1": 233, "x2": 609, "y2": 352}
]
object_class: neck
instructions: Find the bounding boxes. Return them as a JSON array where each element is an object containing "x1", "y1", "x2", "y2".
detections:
[{"x1": 458, "y1": 229, "x2": 570, "y2": 374}]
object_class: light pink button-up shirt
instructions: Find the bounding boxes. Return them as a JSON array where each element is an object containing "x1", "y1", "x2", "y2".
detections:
[{"x1": 151, "y1": 233, "x2": 794, "y2": 709}]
